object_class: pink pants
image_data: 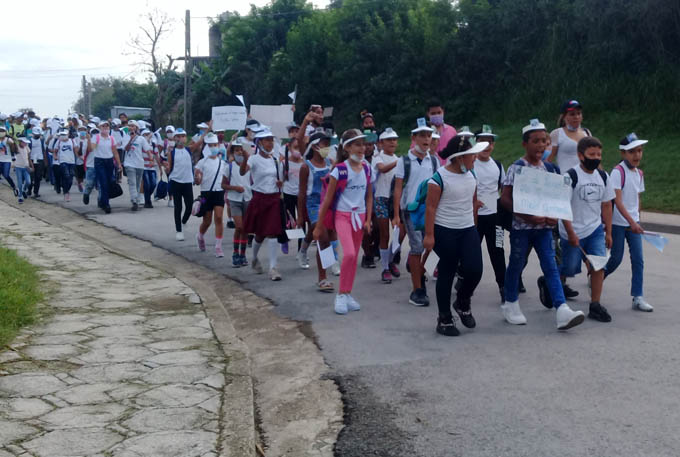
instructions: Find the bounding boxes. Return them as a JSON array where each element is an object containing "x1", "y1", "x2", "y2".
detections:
[{"x1": 335, "y1": 211, "x2": 366, "y2": 293}]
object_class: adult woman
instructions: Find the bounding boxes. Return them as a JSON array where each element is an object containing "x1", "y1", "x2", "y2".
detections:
[
  {"x1": 194, "y1": 133, "x2": 228, "y2": 257},
  {"x1": 298, "y1": 130, "x2": 334, "y2": 291},
  {"x1": 547, "y1": 100, "x2": 591, "y2": 172},
  {"x1": 240, "y1": 129, "x2": 285, "y2": 281},
  {"x1": 164, "y1": 128, "x2": 194, "y2": 240},
  {"x1": 423, "y1": 136, "x2": 488, "y2": 336},
  {"x1": 314, "y1": 129, "x2": 373, "y2": 314}
]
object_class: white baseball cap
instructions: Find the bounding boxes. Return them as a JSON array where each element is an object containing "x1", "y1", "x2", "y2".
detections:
[
  {"x1": 411, "y1": 117, "x2": 433, "y2": 134},
  {"x1": 449, "y1": 141, "x2": 489, "y2": 159},
  {"x1": 204, "y1": 133, "x2": 219, "y2": 144},
  {"x1": 196, "y1": 122, "x2": 209, "y2": 129},
  {"x1": 379, "y1": 127, "x2": 399, "y2": 141},
  {"x1": 522, "y1": 118, "x2": 547, "y2": 135},
  {"x1": 619, "y1": 132, "x2": 648, "y2": 151}
]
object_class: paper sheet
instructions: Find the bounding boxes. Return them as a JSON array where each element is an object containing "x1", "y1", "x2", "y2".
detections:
[
  {"x1": 512, "y1": 166, "x2": 573, "y2": 220},
  {"x1": 423, "y1": 250, "x2": 440, "y2": 278},
  {"x1": 479, "y1": 193, "x2": 497, "y2": 213},
  {"x1": 212, "y1": 106, "x2": 247, "y2": 131},
  {"x1": 585, "y1": 252, "x2": 610, "y2": 271},
  {"x1": 391, "y1": 226, "x2": 401, "y2": 254},
  {"x1": 285, "y1": 228, "x2": 306, "y2": 240},
  {"x1": 319, "y1": 246, "x2": 337, "y2": 270},
  {"x1": 642, "y1": 232, "x2": 669, "y2": 253}
]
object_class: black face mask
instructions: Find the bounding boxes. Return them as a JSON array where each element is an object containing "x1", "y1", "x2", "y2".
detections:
[{"x1": 581, "y1": 157, "x2": 601, "y2": 171}]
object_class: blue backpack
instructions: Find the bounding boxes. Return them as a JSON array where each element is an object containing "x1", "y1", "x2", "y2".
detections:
[{"x1": 405, "y1": 171, "x2": 443, "y2": 231}]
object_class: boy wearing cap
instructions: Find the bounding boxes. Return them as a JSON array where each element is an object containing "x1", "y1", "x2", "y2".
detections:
[
  {"x1": 55, "y1": 130, "x2": 78, "y2": 201},
  {"x1": 604, "y1": 133, "x2": 653, "y2": 312},
  {"x1": 500, "y1": 119, "x2": 585, "y2": 330},
  {"x1": 393, "y1": 118, "x2": 439, "y2": 307},
  {"x1": 0, "y1": 126, "x2": 19, "y2": 196},
  {"x1": 13, "y1": 138, "x2": 33, "y2": 202},
  {"x1": 29, "y1": 127, "x2": 47, "y2": 197},
  {"x1": 124, "y1": 123, "x2": 151, "y2": 211}
]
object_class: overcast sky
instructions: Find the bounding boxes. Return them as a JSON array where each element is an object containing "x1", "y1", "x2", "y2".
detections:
[{"x1": 1, "y1": 0, "x2": 328, "y2": 118}]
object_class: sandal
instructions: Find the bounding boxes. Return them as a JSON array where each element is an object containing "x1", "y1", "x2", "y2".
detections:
[{"x1": 317, "y1": 279, "x2": 334, "y2": 293}]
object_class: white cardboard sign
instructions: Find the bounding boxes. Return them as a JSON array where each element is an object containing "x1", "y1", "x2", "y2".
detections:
[
  {"x1": 211, "y1": 106, "x2": 247, "y2": 131},
  {"x1": 512, "y1": 166, "x2": 573, "y2": 221},
  {"x1": 249, "y1": 104, "x2": 294, "y2": 139}
]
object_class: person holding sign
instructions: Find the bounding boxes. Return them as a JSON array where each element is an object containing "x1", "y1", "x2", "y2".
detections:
[
  {"x1": 500, "y1": 119, "x2": 585, "y2": 331},
  {"x1": 604, "y1": 133, "x2": 653, "y2": 312},
  {"x1": 559, "y1": 137, "x2": 615, "y2": 322},
  {"x1": 424, "y1": 135, "x2": 487, "y2": 336}
]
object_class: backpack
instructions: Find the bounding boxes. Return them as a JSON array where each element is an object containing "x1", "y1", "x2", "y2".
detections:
[
  {"x1": 390, "y1": 153, "x2": 439, "y2": 196},
  {"x1": 614, "y1": 163, "x2": 643, "y2": 189},
  {"x1": 321, "y1": 161, "x2": 371, "y2": 230},
  {"x1": 566, "y1": 168, "x2": 608, "y2": 188},
  {"x1": 513, "y1": 158, "x2": 560, "y2": 175},
  {"x1": 405, "y1": 171, "x2": 444, "y2": 231}
]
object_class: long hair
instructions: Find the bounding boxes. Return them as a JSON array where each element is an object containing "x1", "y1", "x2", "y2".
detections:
[{"x1": 336, "y1": 129, "x2": 363, "y2": 163}]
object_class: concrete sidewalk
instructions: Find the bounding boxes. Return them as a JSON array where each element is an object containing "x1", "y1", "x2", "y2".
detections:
[{"x1": 0, "y1": 195, "x2": 342, "y2": 457}]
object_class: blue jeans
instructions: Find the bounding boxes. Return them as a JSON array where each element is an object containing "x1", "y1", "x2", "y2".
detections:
[
  {"x1": 94, "y1": 157, "x2": 114, "y2": 209},
  {"x1": 125, "y1": 166, "x2": 144, "y2": 204},
  {"x1": 560, "y1": 224, "x2": 606, "y2": 277},
  {"x1": 605, "y1": 224, "x2": 643, "y2": 297},
  {"x1": 143, "y1": 170, "x2": 157, "y2": 205},
  {"x1": 505, "y1": 228, "x2": 566, "y2": 307},
  {"x1": 59, "y1": 163, "x2": 75, "y2": 194},
  {"x1": 1, "y1": 162, "x2": 16, "y2": 189},
  {"x1": 47, "y1": 154, "x2": 55, "y2": 184},
  {"x1": 14, "y1": 167, "x2": 30, "y2": 197}
]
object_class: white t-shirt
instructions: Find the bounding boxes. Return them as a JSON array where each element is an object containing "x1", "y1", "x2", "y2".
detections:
[
  {"x1": 247, "y1": 153, "x2": 282, "y2": 194},
  {"x1": 195, "y1": 157, "x2": 227, "y2": 192},
  {"x1": 611, "y1": 161, "x2": 645, "y2": 226},
  {"x1": 430, "y1": 168, "x2": 476, "y2": 229},
  {"x1": 283, "y1": 160, "x2": 302, "y2": 196},
  {"x1": 0, "y1": 138, "x2": 13, "y2": 163},
  {"x1": 394, "y1": 150, "x2": 437, "y2": 209},
  {"x1": 372, "y1": 152, "x2": 398, "y2": 199},
  {"x1": 330, "y1": 161, "x2": 368, "y2": 213},
  {"x1": 29, "y1": 137, "x2": 45, "y2": 162},
  {"x1": 111, "y1": 130, "x2": 128, "y2": 149},
  {"x1": 559, "y1": 166, "x2": 615, "y2": 239},
  {"x1": 92, "y1": 134, "x2": 115, "y2": 159},
  {"x1": 226, "y1": 161, "x2": 252, "y2": 202},
  {"x1": 550, "y1": 127, "x2": 584, "y2": 173},
  {"x1": 124, "y1": 135, "x2": 150, "y2": 169},
  {"x1": 14, "y1": 146, "x2": 30, "y2": 168},
  {"x1": 56, "y1": 139, "x2": 76, "y2": 164},
  {"x1": 168, "y1": 147, "x2": 194, "y2": 183},
  {"x1": 474, "y1": 158, "x2": 504, "y2": 216}
]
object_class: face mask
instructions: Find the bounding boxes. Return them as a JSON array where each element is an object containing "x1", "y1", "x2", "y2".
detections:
[
  {"x1": 429, "y1": 114, "x2": 444, "y2": 126},
  {"x1": 209, "y1": 146, "x2": 219, "y2": 156},
  {"x1": 414, "y1": 144, "x2": 428, "y2": 155},
  {"x1": 79, "y1": 131, "x2": 86, "y2": 138},
  {"x1": 199, "y1": 129, "x2": 206, "y2": 135},
  {"x1": 581, "y1": 157, "x2": 601, "y2": 171},
  {"x1": 234, "y1": 155, "x2": 244, "y2": 164},
  {"x1": 349, "y1": 153, "x2": 362, "y2": 163},
  {"x1": 566, "y1": 123, "x2": 580, "y2": 132},
  {"x1": 0, "y1": 132, "x2": 6, "y2": 138},
  {"x1": 460, "y1": 163, "x2": 468, "y2": 173},
  {"x1": 318, "y1": 146, "x2": 331, "y2": 159},
  {"x1": 167, "y1": 133, "x2": 174, "y2": 139},
  {"x1": 168, "y1": 140, "x2": 175, "y2": 147}
]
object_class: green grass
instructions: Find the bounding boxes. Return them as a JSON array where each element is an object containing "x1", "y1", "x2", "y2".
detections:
[
  {"x1": 0, "y1": 246, "x2": 42, "y2": 348},
  {"x1": 393, "y1": 119, "x2": 680, "y2": 214}
]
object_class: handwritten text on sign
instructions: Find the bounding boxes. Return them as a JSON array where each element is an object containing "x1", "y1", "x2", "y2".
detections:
[
  {"x1": 512, "y1": 166, "x2": 573, "y2": 221},
  {"x1": 211, "y1": 106, "x2": 247, "y2": 131}
]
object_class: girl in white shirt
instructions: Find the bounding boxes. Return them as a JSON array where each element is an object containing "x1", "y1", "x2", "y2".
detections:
[
  {"x1": 424, "y1": 135, "x2": 488, "y2": 337},
  {"x1": 194, "y1": 133, "x2": 228, "y2": 258},
  {"x1": 224, "y1": 139, "x2": 252, "y2": 267},
  {"x1": 164, "y1": 129, "x2": 194, "y2": 240},
  {"x1": 314, "y1": 129, "x2": 373, "y2": 315},
  {"x1": 239, "y1": 129, "x2": 285, "y2": 281},
  {"x1": 282, "y1": 137, "x2": 304, "y2": 254}
]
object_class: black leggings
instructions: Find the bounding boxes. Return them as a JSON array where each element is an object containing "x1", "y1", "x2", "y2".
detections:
[
  {"x1": 434, "y1": 225, "x2": 483, "y2": 320},
  {"x1": 477, "y1": 213, "x2": 506, "y2": 287},
  {"x1": 171, "y1": 180, "x2": 193, "y2": 232}
]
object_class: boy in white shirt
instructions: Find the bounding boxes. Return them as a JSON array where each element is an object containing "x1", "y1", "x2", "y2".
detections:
[
  {"x1": 560, "y1": 137, "x2": 614, "y2": 322},
  {"x1": 604, "y1": 133, "x2": 653, "y2": 312}
]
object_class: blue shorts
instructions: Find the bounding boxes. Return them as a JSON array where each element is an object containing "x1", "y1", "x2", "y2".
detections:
[
  {"x1": 307, "y1": 195, "x2": 320, "y2": 224},
  {"x1": 560, "y1": 224, "x2": 606, "y2": 277},
  {"x1": 375, "y1": 197, "x2": 390, "y2": 219}
]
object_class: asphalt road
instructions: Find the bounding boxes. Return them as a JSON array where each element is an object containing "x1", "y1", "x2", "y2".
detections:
[{"x1": 11, "y1": 178, "x2": 680, "y2": 457}]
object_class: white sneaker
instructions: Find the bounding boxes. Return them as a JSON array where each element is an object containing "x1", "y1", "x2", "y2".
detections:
[
  {"x1": 346, "y1": 295, "x2": 361, "y2": 311},
  {"x1": 334, "y1": 294, "x2": 349, "y2": 315},
  {"x1": 632, "y1": 296, "x2": 653, "y2": 312},
  {"x1": 297, "y1": 251, "x2": 310, "y2": 269},
  {"x1": 331, "y1": 262, "x2": 341, "y2": 276},
  {"x1": 269, "y1": 268, "x2": 282, "y2": 281},
  {"x1": 175, "y1": 231, "x2": 184, "y2": 241},
  {"x1": 500, "y1": 300, "x2": 527, "y2": 325},
  {"x1": 555, "y1": 303, "x2": 585, "y2": 330}
]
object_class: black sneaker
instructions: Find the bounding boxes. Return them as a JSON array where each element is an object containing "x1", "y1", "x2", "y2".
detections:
[
  {"x1": 104, "y1": 206, "x2": 111, "y2": 214},
  {"x1": 518, "y1": 277, "x2": 526, "y2": 294},
  {"x1": 408, "y1": 288, "x2": 429, "y2": 307},
  {"x1": 13, "y1": 188, "x2": 19, "y2": 197},
  {"x1": 537, "y1": 276, "x2": 552, "y2": 309},
  {"x1": 131, "y1": 203, "x2": 139, "y2": 212},
  {"x1": 453, "y1": 297, "x2": 476, "y2": 329},
  {"x1": 563, "y1": 283, "x2": 579, "y2": 299},
  {"x1": 144, "y1": 202, "x2": 153, "y2": 209},
  {"x1": 361, "y1": 256, "x2": 376, "y2": 269},
  {"x1": 83, "y1": 193, "x2": 90, "y2": 205},
  {"x1": 392, "y1": 251, "x2": 401, "y2": 265},
  {"x1": 436, "y1": 316, "x2": 460, "y2": 337},
  {"x1": 588, "y1": 302, "x2": 612, "y2": 322}
]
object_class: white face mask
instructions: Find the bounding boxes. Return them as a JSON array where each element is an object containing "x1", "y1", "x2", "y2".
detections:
[
  {"x1": 415, "y1": 144, "x2": 428, "y2": 155},
  {"x1": 349, "y1": 153, "x2": 362, "y2": 163}
]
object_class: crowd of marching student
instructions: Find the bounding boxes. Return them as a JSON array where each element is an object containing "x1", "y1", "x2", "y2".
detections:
[{"x1": 0, "y1": 99, "x2": 654, "y2": 335}]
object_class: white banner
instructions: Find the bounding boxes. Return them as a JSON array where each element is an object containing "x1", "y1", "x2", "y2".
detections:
[
  {"x1": 249, "y1": 104, "x2": 294, "y2": 139},
  {"x1": 211, "y1": 106, "x2": 247, "y2": 131},
  {"x1": 512, "y1": 166, "x2": 573, "y2": 221}
]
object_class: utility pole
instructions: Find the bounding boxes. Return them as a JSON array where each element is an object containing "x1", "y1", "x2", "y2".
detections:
[
  {"x1": 87, "y1": 82, "x2": 92, "y2": 117},
  {"x1": 81, "y1": 76, "x2": 87, "y2": 114},
  {"x1": 183, "y1": 9, "x2": 191, "y2": 131}
]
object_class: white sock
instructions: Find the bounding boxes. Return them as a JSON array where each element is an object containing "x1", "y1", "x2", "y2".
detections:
[
  {"x1": 300, "y1": 239, "x2": 310, "y2": 255},
  {"x1": 268, "y1": 238, "x2": 278, "y2": 270},
  {"x1": 252, "y1": 240, "x2": 262, "y2": 260},
  {"x1": 380, "y1": 249, "x2": 390, "y2": 271},
  {"x1": 215, "y1": 237, "x2": 222, "y2": 248}
]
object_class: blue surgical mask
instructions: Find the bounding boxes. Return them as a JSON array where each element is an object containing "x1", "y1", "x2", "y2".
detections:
[
  {"x1": 79, "y1": 131, "x2": 86, "y2": 138},
  {"x1": 234, "y1": 155, "x2": 244, "y2": 164},
  {"x1": 429, "y1": 114, "x2": 444, "y2": 126},
  {"x1": 209, "y1": 146, "x2": 219, "y2": 156}
]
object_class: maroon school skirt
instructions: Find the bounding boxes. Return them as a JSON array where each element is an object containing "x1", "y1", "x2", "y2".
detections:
[{"x1": 243, "y1": 191, "x2": 283, "y2": 238}]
